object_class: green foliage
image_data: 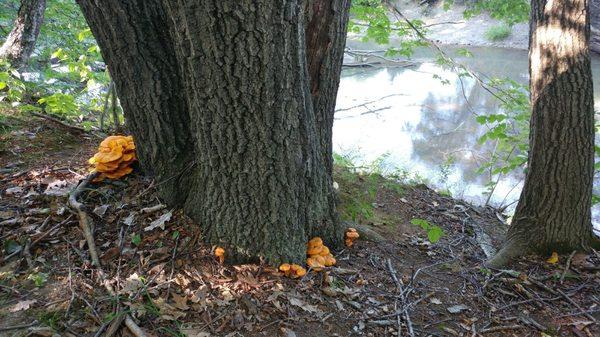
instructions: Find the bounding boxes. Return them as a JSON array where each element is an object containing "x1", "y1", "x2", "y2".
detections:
[
  {"x1": 39, "y1": 311, "x2": 63, "y2": 331},
  {"x1": 1, "y1": 0, "x2": 113, "y2": 126},
  {"x1": 445, "y1": 0, "x2": 530, "y2": 26},
  {"x1": 27, "y1": 272, "x2": 49, "y2": 287},
  {"x1": 410, "y1": 218, "x2": 444, "y2": 243},
  {"x1": 38, "y1": 92, "x2": 78, "y2": 116},
  {"x1": 484, "y1": 25, "x2": 512, "y2": 41},
  {"x1": 131, "y1": 233, "x2": 142, "y2": 246},
  {"x1": 0, "y1": 1, "x2": 19, "y2": 41},
  {"x1": 474, "y1": 79, "x2": 529, "y2": 199},
  {"x1": 348, "y1": 0, "x2": 428, "y2": 57},
  {"x1": 0, "y1": 61, "x2": 26, "y2": 102}
]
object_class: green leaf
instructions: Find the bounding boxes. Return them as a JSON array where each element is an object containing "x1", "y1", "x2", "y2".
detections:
[
  {"x1": 427, "y1": 226, "x2": 444, "y2": 243},
  {"x1": 132, "y1": 234, "x2": 141, "y2": 246}
]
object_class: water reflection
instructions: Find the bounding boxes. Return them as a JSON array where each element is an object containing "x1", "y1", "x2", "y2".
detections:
[{"x1": 333, "y1": 47, "x2": 600, "y2": 230}]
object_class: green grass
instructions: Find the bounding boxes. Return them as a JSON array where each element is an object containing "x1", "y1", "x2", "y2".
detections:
[{"x1": 484, "y1": 25, "x2": 512, "y2": 41}]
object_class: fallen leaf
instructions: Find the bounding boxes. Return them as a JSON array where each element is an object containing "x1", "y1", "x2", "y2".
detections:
[
  {"x1": 172, "y1": 293, "x2": 190, "y2": 311},
  {"x1": 43, "y1": 180, "x2": 76, "y2": 196},
  {"x1": 288, "y1": 297, "x2": 322, "y2": 315},
  {"x1": 5, "y1": 186, "x2": 23, "y2": 195},
  {"x1": 447, "y1": 304, "x2": 469, "y2": 314},
  {"x1": 144, "y1": 211, "x2": 172, "y2": 231},
  {"x1": 154, "y1": 297, "x2": 186, "y2": 321},
  {"x1": 93, "y1": 204, "x2": 110, "y2": 217},
  {"x1": 181, "y1": 329, "x2": 211, "y2": 337},
  {"x1": 120, "y1": 273, "x2": 144, "y2": 295},
  {"x1": 430, "y1": 297, "x2": 442, "y2": 305},
  {"x1": 123, "y1": 212, "x2": 136, "y2": 226},
  {"x1": 10, "y1": 299, "x2": 36, "y2": 312}
]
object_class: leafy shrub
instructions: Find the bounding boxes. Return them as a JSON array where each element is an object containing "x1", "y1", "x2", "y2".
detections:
[{"x1": 484, "y1": 25, "x2": 512, "y2": 41}]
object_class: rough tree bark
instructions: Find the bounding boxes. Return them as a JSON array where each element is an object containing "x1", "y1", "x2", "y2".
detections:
[
  {"x1": 0, "y1": 0, "x2": 45, "y2": 68},
  {"x1": 77, "y1": 0, "x2": 350, "y2": 264},
  {"x1": 487, "y1": 0, "x2": 598, "y2": 268}
]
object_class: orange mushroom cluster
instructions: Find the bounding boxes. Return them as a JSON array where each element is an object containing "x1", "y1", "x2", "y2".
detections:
[
  {"x1": 214, "y1": 247, "x2": 225, "y2": 264},
  {"x1": 345, "y1": 228, "x2": 359, "y2": 247},
  {"x1": 89, "y1": 135, "x2": 136, "y2": 180},
  {"x1": 306, "y1": 237, "x2": 336, "y2": 271},
  {"x1": 279, "y1": 263, "x2": 307, "y2": 278}
]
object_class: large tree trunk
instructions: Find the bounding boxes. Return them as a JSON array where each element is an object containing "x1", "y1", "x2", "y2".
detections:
[
  {"x1": 488, "y1": 0, "x2": 597, "y2": 268},
  {"x1": 77, "y1": 0, "x2": 350, "y2": 264},
  {"x1": 0, "y1": 0, "x2": 45, "y2": 68}
]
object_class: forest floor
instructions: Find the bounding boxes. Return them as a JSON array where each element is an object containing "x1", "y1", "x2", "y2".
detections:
[{"x1": 0, "y1": 114, "x2": 599, "y2": 337}]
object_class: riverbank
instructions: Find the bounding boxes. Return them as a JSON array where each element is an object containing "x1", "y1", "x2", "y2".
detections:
[{"x1": 1, "y1": 115, "x2": 599, "y2": 336}]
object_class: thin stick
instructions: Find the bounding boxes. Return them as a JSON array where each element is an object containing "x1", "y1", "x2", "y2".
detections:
[
  {"x1": 69, "y1": 172, "x2": 101, "y2": 266},
  {"x1": 30, "y1": 111, "x2": 86, "y2": 133},
  {"x1": 556, "y1": 289, "x2": 597, "y2": 323},
  {"x1": 480, "y1": 325, "x2": 523, "y2": 333},
  {"x1": 560, "y1": 250, "x2": 576, "y2": 284},
  {"x1": 0, "y1": 321, "x2": 38, "y2": 332}
]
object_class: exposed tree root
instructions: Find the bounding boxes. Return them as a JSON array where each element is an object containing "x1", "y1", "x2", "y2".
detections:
[
  {"x1": 345, "y1": 222, "x2": 385, "y2": 243},
  {"x1": 485, "y1": 239, "x2": 531, "y2": 269},
  {"x1": 69, "y1": 172, "x2": 147, "y2": 337}
]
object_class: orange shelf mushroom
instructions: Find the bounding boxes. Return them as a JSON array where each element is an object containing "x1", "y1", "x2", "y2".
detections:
[
  {"x1": 89, "y1": 135, "x2": 136, "y2": 181},
  {"x1": 279, "y1": 263, "x2": 306, "y2": 278},
  {"x1": 214, "y1": 247, "x2": 225, "y2": 264},
  {"x1": 306, "y1": 237, "x2": 336, "y2": 270},
  {"x1": 345, "y1": 228, "x2": 359, "y2": 247}
]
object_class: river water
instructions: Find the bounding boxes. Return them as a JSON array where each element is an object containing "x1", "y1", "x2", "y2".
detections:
[{"x1": 333, "y1": 46, "x2": 600, "y2": 231}]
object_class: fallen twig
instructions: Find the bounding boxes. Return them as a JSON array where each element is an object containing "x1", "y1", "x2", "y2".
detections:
[
  {"x1": 556, "y1": 289, "x2": 597, "y2": 323},
  {"x1": 0, "y1": 320, "x2": 39, "y2": 332},
  {"x1": 69, "y1": 172, "x2": 101, "y2": 266},
  {"x1": 480, "y1": 325, "x2": 523, "y2": 333},
  {"x1": 560, "y1": 250, "x2": 577, "y2": 284},
  {"x1": 30, "y1": 111, "x2": 86, "y2": 134}
]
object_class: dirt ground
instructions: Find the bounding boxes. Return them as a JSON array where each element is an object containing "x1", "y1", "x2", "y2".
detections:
[{"x1": 1, "y1": 118, "x2": 599, "y2": 337}]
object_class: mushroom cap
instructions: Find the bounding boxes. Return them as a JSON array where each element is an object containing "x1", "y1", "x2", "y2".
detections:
[
  {"x1": 294, "y1": 267, "x2": 307, "y2": 277},
  {"x1": 93, "y1": 149, "x2": 123, "y2": 163},
  {"x1": 318, "y1": 246, "x2": 330, "y2": 256},
  {"x1": 346, "y1": 231, "x2": 360, "y2": 239},
  {"x1": 214, "y1": 247, "x2": 225, "y2": 256},
  {"x1": 95, "y1": 160, "x2": 121, "y2": 172},
  {"x1": 324, "y1": 255, "x2": 336, "y2": 267},
  {"x1": 308, "y1": 237, "x2": 323, "y2": 246},
  {"x1": 307, "y1": 245, "x2": 323, "y2": 256},
  {"x1": 313, "y1": 255, "x2": 326, "y2": 265},
  {"x1": 122, "y1": 152, "x2": 136, "y2": 162},
  {"x1": 279, "y1": 263, "x2": 291, "y2": 272},
  {"x1": 347, "y1": 228, "x2": 357, "y2": 232},
  {"x1": 307, "y1": 257, "x2": 324, "y2": 269},
  {"x1": 102, "y1": 166, "x2": 133, "y2": 179}
]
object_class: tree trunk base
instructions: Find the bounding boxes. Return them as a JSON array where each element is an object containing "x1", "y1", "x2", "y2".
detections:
[{"x1": 485, "y1": 239, "x2": 531, "y2": 269}]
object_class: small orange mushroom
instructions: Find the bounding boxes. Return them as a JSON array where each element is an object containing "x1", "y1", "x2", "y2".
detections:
[
  {"x1": 307, "y1": 257, "x2": 325, "y2": 271},
  {"x1": 279, "y1": 263, "x2": 306, "y2": 278},
  {"x1": 307, "y1": 245, "x2": 323, "y2": 256},
  {"x1": 323, "y1": 255, "x2": 336, "y2": 267},
  {"x1": 345, "y1": 228, "x2": 359, "y2": 247},
  {"x1": 318, "y1": 246, "x2": 330, "y2": 256},
  {"x1": 308, "y1": 237, "x2": 323, "y2": 247},
  {"x1": 306, "y1": 236, "x2": 336, "y2": 270},
  {"x1": 214, "y1": 247, "x2": 225, "y2": 264}
]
